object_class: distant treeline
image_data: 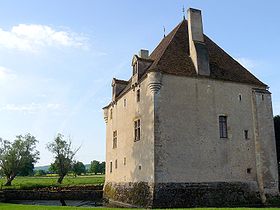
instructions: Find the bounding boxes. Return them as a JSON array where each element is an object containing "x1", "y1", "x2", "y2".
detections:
[{"x1": 33, "y1": 160, "x2": 105, "y2": 176}]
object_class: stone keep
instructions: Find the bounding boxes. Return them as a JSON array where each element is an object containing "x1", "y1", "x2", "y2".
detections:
[{"x1": 102, "y1": 8, "x2": 278, "y2": 208}]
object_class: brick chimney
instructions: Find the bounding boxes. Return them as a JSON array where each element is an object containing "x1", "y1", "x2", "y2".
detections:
[{"x1": 187, "y1": 8, "x2": 210, "y2": 76}]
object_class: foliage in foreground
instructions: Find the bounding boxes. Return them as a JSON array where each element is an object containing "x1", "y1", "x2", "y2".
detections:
[{"x1": 0, "y1": 134, "x2": 40, "y2": 186}]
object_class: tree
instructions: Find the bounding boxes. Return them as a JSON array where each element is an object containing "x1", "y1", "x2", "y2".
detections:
[
  {"x1": 89, "y1": 160, "x2": 105, "y2": 174},
  {"x1": 72, "y1": 161, "x2": 86, "y2": 176},
  {"x1": 89, "y1": 160, "x2": 100, "y2": 174},
  {"x1": 34, "y1": 169, "x2": 47, "y2": 176},
  {"x1": 18, "y1": 161, "x2": 35, "y2": 176},
  {"x1": 48, "y1": 163, "x2": 57, "y2": 174},
  {"x1": 99, "y1": 161, "x2": 105, "y2": 174},
  {"x1": 46, "y1": 133, "x2": 79, "y2": 184},
  {"x1": 0, "y1": 134, "x2": 40, "y2": 186}
]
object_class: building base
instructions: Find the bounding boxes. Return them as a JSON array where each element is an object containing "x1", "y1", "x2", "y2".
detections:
[{"x1": 104, "y1": 181, "x2": 264, "y2": 208}]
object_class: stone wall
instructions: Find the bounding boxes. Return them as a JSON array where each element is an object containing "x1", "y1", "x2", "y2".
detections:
[
  {"x1": 103, "y1": 182, "x2": 153, "y2": 208},
  {"x1": 153, "y1": 182, "x2": 261, "y2": 208},
  {"x1": 103, "y1": 181, "x2": 264, "y2": 208},
  {"x1": 154, "y1": 74, "x2": 277, "y2": 190}
]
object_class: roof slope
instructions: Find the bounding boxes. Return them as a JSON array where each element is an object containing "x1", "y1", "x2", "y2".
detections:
[{"x1": 148, "y1": 19, "x2": 266, "y2": 87}]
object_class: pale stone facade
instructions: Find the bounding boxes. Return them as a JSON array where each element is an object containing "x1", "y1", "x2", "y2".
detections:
[{"x1": 103, "y1": 8, "x2": 278, "y2": 207}]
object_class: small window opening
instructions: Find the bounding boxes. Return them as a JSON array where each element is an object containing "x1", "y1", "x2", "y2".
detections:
[
  {"x1": 134, "y1": 119, "x2": 141, "y2": 141},
  {"x1": 124, "y1": 99, "x2": 127, "y2": 107},
  {"x1": 247, "y1": 168, "x2": 252, "y2": 174},
  {"x1": 261, "y1": 94, "x2": 264, "y2": 101},
  {"x1": 219, "y1": 116, "x2": 228, "y2": 138},
  {"x1": 244, "y1": 130, "x2": 249, "y2": 140},
  {"x1": 115, "y1": 159, "x2": 118, "y2": 169},
  {"x1": 113, "y1": 130, "x2": 117, "y2": 149},
  {"x1": 110, "y1": 109, "x2": 113, "y2": 119},
  {"x1": 139, "y1": 165, "x2": 142, "y2": 170},
  {"x1": 136, "y1": 89, "x2": 140, "y2": 102},
  {"x1": 239, "y1": 94, "x2": 242, "y2": 101},
  {"x1": 124, "y1": 157, "x2": 126, "y2": 166},
  {"x1": 110, "y1": 162, "x2": 112, "y2": 173}
]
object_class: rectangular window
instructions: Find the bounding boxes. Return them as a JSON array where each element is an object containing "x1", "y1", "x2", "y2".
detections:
[
  {"x1": 110, "y1": 161, "x2": 112, "y2": 173},
  {"x1": 134, "y1": 119, "x2": 141, "y2": 141},
  {"x1": 124, "y1": 98, "x2": 127, "y2": 107},
  {"x1": 110, "y1": 109, "x2": 113, "y2": 119},
  {"x1": 239, "y1": 94, "x2": 242, "y2": 101},
  {"x1": 244, "y1": 130, "x2": 249, "y2": 139},
  {"x1": 136, "y1": 89, "x2": 140, "y2": 102},
  {"x1": 219, "y1": 116, "x2": 228, "y2": 138},
  {"x1": 124, "y1": 157, "x2": 126, "y2": 165},
  {"x1": 113, "y1": 130, "x2": 117, "y2": 148},
  {"x1": 115, "y1": 159, "x2": 118, "y2": 169}
]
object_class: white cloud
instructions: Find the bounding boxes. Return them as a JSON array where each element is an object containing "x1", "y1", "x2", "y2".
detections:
[
  {"x1": 0, "y1": 24, "x2": 88, "y2": 52},
  {"x1": 236, "y1": 57, "x2": 257, "y2": 70},
  {"x1": 0, "y1": 103, "x2": 63, "y2": 114},
  {"x1": 0, "y1": 66, "x2": 16, "y2": 80}
]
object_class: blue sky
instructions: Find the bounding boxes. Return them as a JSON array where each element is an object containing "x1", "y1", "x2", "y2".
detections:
[{"x1": 0, "y1": 1, "x2": 279, "y2": 166}]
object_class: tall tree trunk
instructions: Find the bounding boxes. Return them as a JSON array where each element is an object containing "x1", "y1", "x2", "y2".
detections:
[
  {"x1": 57, "y1": 175, "x2": 65, "y2": 184},
  {"x1": 5, "y1": 175, "x2": 15, "y2": 186}
]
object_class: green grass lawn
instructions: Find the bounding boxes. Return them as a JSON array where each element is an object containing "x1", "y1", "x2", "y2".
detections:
[
  {"x1": 1, "y1": 204, "x2": 280, "y2": 210},
  {"x1": 0, "y1": 175, "x2": 105, "y2": 190},
  {"x1": 0, "y1": 203, "x2": 100, "y2": 210}
]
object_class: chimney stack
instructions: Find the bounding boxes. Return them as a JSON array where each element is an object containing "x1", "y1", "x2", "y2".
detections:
[
  {"x1": 187, "y1": 8, "x2": 210, "y2": 76},
  {"x1": 138, "y1": 49, "x2": 149, "y2": 59}
]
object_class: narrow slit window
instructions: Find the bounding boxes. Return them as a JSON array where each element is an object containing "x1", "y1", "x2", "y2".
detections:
[
  {"x1": 244, "y1": 130, "x2": 249, "y2": 140},
  {"x1": 219, "y1": 116, "x2": 228, "y2": 138},
  {"x1": 110, "y1": 109, "x2": 113, "y2": 119},
  {"x1": 124, "y1": 157, "x2": 126, "y2": 165},
  {"x1": 110, "y1": 162, "x2": 112, "y2": 173},
  {"x1": 124, "y1": 99, "x2": 127, "y2": 107},
  {"x1": 115, "y1": 159, "x2": 118, "y2": 169},
  {"x1": 134, "y1": 119, "x2": 141, "y2": 141},
  {"x1": 113, "y1": 130, "x2": 117, "y2": 148},
  {"x1": 136, "y1": 89, "x2": 140, "y2": 102},
  {"x1": 239, "y1": 94, "x2": 242, "y2": 101}
]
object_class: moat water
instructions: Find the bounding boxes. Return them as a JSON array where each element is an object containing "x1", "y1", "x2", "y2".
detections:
[{"x1": 7, "y1": 200, "x2": 104, "y2": 207}]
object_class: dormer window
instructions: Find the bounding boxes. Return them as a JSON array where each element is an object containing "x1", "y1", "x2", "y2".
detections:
[{"x1": 133, "y1": 63, "x2": 138, "y2": 75}]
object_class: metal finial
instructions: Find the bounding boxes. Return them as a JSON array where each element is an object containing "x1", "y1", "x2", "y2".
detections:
[
  {"x1": 163, "y1": 26, "x2": 166, "y2": 38},
  {"x1": 182, "y1": 5, "x2": 186, "y2": 20}
]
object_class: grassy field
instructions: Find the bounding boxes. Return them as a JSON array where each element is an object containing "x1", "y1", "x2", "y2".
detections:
[
  {"x1": 0, "y1": 203, "x2": 100, "y2": 210},
  {"x1": 0, "y1": 175, "x2": 104, "y2": 190},
  {"x1": 1, "y1": 204, "x2": 280, "y2": 210}
]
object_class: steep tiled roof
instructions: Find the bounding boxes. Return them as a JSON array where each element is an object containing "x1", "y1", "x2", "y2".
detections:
[
  {"x1": 104, "y1": 19, "x2": 267, "y2": 108},
  {"x1": 148, "y1": 19, "x2": 266, "y2": 87}
]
